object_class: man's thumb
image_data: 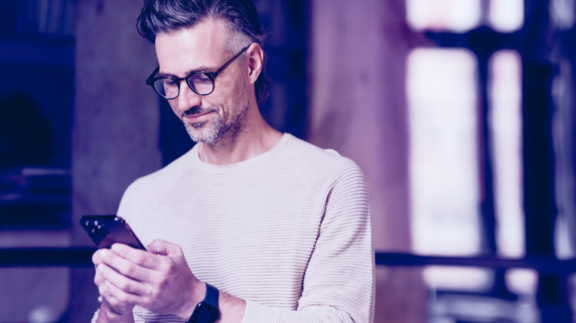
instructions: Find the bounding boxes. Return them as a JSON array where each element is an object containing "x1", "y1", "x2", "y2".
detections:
[{"x1": 147, "y1": 239, "x2": 178, "y2": 256}]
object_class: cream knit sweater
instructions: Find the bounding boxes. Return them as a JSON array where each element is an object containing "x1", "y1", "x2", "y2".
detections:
[{"x1": 93, "y1": 133, "x2": 374, "y2": 323}]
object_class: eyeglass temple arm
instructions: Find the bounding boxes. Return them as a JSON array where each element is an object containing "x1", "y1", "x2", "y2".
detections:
[
  {"x1": 211, "y1": 46, "x2": 250, "y2": 78},
  {"x1": 146, "y1": 66, "x2": 160, "y2": 85}
]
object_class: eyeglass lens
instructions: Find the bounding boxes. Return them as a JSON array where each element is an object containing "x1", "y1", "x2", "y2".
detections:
[{"x1": 153, "y1": 74, "x2": 214, "y2": 99}]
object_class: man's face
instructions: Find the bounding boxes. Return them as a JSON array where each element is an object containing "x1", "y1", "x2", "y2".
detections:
[{"x1": 155, "y1": 19, "x2": 250, "y2": 144}]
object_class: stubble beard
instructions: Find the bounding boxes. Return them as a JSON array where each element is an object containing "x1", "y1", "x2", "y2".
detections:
[{"x1": 181, "y1": 81, "x2": 250, "y2": 144}]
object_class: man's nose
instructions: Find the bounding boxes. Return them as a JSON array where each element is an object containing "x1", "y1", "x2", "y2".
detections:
[{"x1": 176, "y1": 81, "x2": 202, "y2": 112}]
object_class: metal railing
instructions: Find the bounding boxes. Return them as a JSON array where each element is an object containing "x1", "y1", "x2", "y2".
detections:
[{"x1": 1, "y1": 248, "x2": 575, "y2": 274}]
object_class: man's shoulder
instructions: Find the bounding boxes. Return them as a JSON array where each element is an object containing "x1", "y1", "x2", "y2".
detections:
[
  {"x1": 282, "y1": 134, "x2": 357, "y2": 166},
  {"x1": 279, "y1": 135, "x2": 364, "y2": 184}
]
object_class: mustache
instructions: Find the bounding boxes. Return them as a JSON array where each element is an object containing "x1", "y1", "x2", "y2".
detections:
[{"x1": 179, "y1": 106, "x2": 217, "y2": 118}]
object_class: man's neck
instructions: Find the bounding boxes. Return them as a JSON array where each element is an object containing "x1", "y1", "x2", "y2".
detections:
[{"x1": 197, "y1": 113, "x2": 283, "y2": 165}]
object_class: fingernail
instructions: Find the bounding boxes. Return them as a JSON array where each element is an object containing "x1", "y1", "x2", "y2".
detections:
[
  {"x1": 112, "y1": 245, "x2": 119, "y2": 253},
  {"x1": 97, "y1": 264, "x2": 103, "y2": 273},
  {"x1": 105, "y1": 280, "x2": 110, "y2": 286},
  {"x1": 99, "y1": 250, "x2": 106, "y2": 259}
]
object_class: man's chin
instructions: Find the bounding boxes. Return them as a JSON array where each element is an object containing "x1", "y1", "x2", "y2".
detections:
[
  {"x1": 184, "y1": 122, "x2": 222, "y2": 144},
  {"x1": 188, "y1": 121, "x2": 206, "y2": 129}
]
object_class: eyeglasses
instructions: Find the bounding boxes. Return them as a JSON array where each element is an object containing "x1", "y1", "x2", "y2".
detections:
[{"x1": 146, "y1": 45, "x2": 250, "y2": 100}]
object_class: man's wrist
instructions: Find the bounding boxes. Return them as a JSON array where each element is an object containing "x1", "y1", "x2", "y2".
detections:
[
  {"x1": 184, "y1": 283, "x2": 219, "y2": 323},
  {"x1": 177, "y1": 282, "x2": 207, "y2": 320}
]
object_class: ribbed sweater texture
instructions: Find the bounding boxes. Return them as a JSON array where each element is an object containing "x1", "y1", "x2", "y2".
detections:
[{"x1": 92, "y1": 133, "x2": 375, "y2": 323}]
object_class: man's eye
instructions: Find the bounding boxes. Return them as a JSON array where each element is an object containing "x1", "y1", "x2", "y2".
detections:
[
  {"x1": 164, "y1": 79, "x2": 177, "y2": 86},
  {"x1": 192, "y1": 74, "x2": 212, "y2": 83}
]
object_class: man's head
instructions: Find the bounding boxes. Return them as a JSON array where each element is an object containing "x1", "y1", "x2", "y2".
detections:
[
  {"x1": 137, "y1": 0, "x2": 269, "y2": 144},
  {"x1": 138, "y1": 0, "x2": 269, "y2": 106}
]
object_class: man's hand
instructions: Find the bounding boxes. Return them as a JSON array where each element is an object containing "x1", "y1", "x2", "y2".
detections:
[
  {"x1": 93, "y1": 240, "x2": 205, "y2": 320},
  {"x1": 93, "y1": 250, "x2": 135, "y2": 320}
]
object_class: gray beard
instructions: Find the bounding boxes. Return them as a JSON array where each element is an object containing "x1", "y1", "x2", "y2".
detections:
[
  {"x1": 183, "y1": 116, "x2": 225, "y2": 144},
  {"x1": 181, "y1": 82, "x2": 249, "y2": 144}
]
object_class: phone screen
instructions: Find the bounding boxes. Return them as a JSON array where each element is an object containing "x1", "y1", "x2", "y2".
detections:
[{"x1": 80, "y1": 215, "x2": 146, "y2": 250}]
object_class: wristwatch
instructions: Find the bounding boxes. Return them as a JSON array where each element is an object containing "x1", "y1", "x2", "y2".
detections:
[{"x1": 187, "y1": 283, "x2": 219, "y2": 323}]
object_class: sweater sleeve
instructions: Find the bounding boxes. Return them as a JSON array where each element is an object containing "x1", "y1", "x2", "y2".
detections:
[{"x1": 241, "y1": 161, "x2": 375, "y2": 323}]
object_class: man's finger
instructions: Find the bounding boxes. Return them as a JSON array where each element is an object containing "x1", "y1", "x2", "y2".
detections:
[
  {"x1": 94, "y1": 270, "x2": 105, "y2": 286},
  {"x1": 106, "y1": 279, "x2": 144, "y2": 305},
  {"x1": 98, "y1": 264, "x2": 149, "y2": 296},
  {"x1": 97, "y1": 279, "x2": 111, "y2": 299},
  {"x1": 92, "y1": 249, "x2": 104, "y2": 266},
  {"x1": 111, "y1": 243, "x2": 162, "y2": 270},
  {"x1": 99, "y1": 248, "x2": 151, "y2": 281}
]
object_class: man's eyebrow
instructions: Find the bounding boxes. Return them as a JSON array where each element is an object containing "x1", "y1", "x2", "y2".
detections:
[{"x1": 158, "y1": 65, "x2": 211, "y2": 77}]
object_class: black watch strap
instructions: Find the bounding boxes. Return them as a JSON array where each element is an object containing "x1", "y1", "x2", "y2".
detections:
[
  {"x1": 187, "y1": 283, "x2": 219, "y2": 323},
  {"x1": 204, "y1": 283, "x2": 219, "y2": 308}
]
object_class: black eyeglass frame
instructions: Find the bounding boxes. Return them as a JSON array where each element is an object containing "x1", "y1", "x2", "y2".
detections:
[{"x1": 145, "y1": 45, "x2": 250, "y2": 99}]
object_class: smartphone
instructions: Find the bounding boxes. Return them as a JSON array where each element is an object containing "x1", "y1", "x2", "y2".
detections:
[{"x1": 80, "y1": 215, "x2": 146, "y2": 250}]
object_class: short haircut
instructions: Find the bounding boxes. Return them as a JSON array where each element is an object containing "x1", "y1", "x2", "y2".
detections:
[{"x1": 137, "y1": 0, "x2": 270, "y2": 106}]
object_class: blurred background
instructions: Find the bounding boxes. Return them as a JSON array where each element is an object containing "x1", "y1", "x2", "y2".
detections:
[{"x1": 1, "y1": 0, "x2": 575, "y2": 322}]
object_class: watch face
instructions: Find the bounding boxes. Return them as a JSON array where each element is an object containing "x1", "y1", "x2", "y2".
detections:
[{"x1": 191, "y1": 303, "x2": 218, "y2": 323}]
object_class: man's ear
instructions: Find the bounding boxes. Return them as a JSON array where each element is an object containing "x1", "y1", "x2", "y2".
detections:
[{"x1": 246, "y1": 43, "x2": 264, "y2": 85}]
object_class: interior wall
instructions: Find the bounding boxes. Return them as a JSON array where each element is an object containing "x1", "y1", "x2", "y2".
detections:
[
  {"x1": 308, "y1": 0, "x2": 427, "y2": 321},
  {"x1": 69, "y1": 0, "x2": 162, "y2": 321},
  {"x1": 68, "y1": 0, "x2": 424, "y2": 321}
]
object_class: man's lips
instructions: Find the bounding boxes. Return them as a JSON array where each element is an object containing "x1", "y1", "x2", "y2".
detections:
[{"x1": 181, "y1": 110, "x2": 213, "y2": 121}]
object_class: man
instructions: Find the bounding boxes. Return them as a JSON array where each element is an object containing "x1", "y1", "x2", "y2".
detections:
[{"x1": 92, "y1": 0, "x2": 374, "y2": 322}]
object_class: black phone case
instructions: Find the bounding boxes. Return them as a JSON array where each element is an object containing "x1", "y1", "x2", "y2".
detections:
[{"x1": 80, "y1": 215, "x2": 146, "y2": 250}]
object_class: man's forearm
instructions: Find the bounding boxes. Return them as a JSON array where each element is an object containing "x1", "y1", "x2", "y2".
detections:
[
  {"x1": 96, "y1": 302, "x2": 135, "y2": 323},
  {"x1": 216, "y1": 291, "x2": 246, "y2": 323}
]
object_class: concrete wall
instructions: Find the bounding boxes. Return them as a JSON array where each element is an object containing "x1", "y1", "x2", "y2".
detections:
[
  {"x1": 309, "y1": 0, "x2": 428, "y2": 321},
  {"x1": 69, "y1": 0, "x2": 162, "y2": 321}
]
